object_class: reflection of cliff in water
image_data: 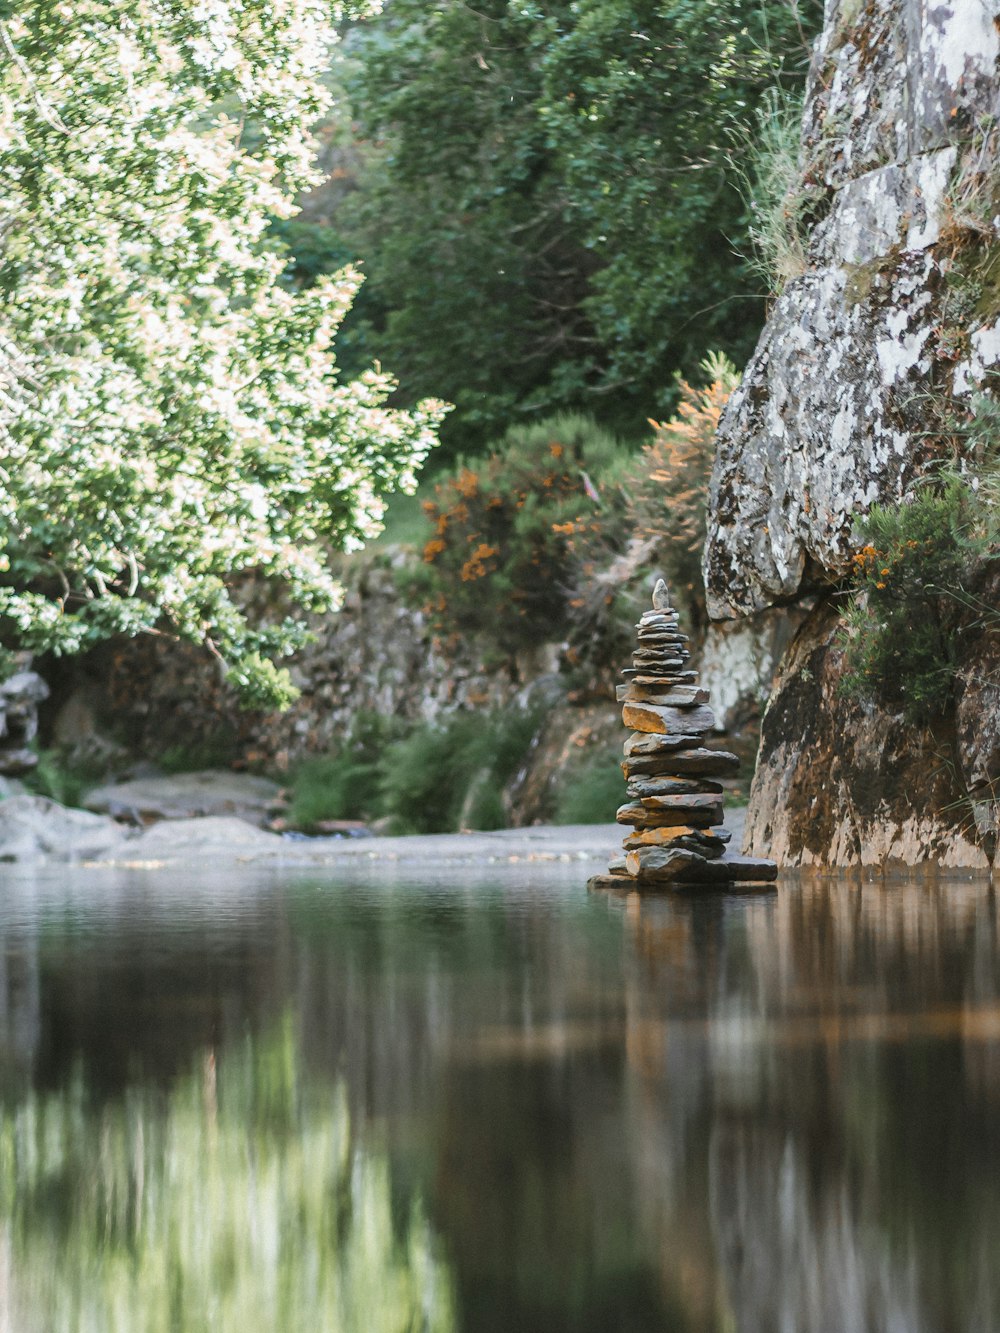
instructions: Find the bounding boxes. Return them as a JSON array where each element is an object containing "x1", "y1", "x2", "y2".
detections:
[{"x1": 619, "y1": 884, "x2": 1000, "y2": 1333}]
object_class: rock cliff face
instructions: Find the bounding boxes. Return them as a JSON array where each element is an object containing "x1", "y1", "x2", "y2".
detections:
[{"x1": 704, "y1": 0, "x2": 1000, "y2": 868}]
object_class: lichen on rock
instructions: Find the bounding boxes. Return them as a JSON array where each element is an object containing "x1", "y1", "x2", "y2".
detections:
[{"x1": 704, "y1": 0, "x2": 1000, "y2": 868}]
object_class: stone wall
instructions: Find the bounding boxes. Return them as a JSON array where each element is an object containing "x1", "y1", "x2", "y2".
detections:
[
  {"x1": 47, "y1": 553, "x2": 551, "y2": 770},
  {"x1": 703, "y1": 0, "x2": 1000, "y2": 868},
  {"x1": 0, "y1": 659, "x2": 48, "y2": 779},
  {"x1": 39, "y1": 549, "x2": 791, "y2": 824}
]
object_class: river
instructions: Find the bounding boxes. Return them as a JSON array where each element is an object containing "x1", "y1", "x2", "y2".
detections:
[{"x1": 0, "y1": 863, "x2": 996, "y2": 1332}]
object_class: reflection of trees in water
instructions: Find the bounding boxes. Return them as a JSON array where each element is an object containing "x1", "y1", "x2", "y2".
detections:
[
  {"x1": 0, "y1": 1018, "x2": 454, "y2": 1333},
  {"x1": 620, "y1": 883, "x2": 1000, "y2": 1333},
  {"x1": 2, "y1": 874, "x2": 1000, "y2": 1331}
]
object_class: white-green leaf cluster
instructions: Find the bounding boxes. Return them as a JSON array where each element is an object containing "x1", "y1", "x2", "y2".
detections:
[{"x1": 0, "y1": 0, "x2": 443, "y2": 709}]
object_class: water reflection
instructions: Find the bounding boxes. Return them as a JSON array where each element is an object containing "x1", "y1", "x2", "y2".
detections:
[
  {"x1": 0, "y1": 868, "x2": 996, "y2": 1332},
  {"x1": 0, "y1": 1016, "x2": 454, "y2": 1333}
]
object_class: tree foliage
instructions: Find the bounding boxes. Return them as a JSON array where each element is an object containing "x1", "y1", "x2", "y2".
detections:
[
  {"x1": 335, "y1": 0, "x2": 819, "y2": 455},
  {"x1": 0, "y1": 1, "x2": 445, "y2": 707}
]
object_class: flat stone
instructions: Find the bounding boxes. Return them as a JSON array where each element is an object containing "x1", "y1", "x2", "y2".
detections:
[
  {"x1": 622, "y1": 826, "x2": 729, "y2": 859},
  {"x1": 636, "y1": 618, "x2": 685, "y2": 636},
  {"x1": 622, "y1": 701, "x2": 716, "y2": 736},
  {"x1": 616, "y1": 801, "x2": 721, "y2": 830},
  {"x1": 640, "y1": 792, "x2": 723, "y2": 814},
  {"x1": 635, "y1": 631, "x2": 688, "y2": 645},
  {"x1": 625, "y1": 731, "x2": 704, "y2": 757},
  {"x1": 616, "y1": 683, "x2": 709, "y2": 705},
  {"x1": 629, "y1": 658, "x2": 693, "y2": 671},
  {"x1": 626, "y1": 846, "x2": 778, "y2": 884},
  {"x1": 624, "y1": 743, "x2": 740, "y2": 774},
  {"x1": 632, "y1": 652, "x2": 688, "y2": 667},
  {"x1": 630, "y1": 675, "x2": 702, "y2": 690},
  {"x1": 626, "y1": 776, "x2": 723, "y2": 798},
  {"x1": 84, "y1": 770, "x2": 283, "y2": 828},
  {"x1": 587, "y1": 873, "x2": 631, "y2": 891}
]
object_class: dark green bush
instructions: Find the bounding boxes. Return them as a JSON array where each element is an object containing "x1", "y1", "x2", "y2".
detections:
[
  {"x1": 287, "y1": 713, "x2": 407, "y2": 829},
  {"x1": 553, "y1": 754, "x2": 625, "y2": 826},
  {"x1": 24, "y1": 748, "x2": 109, "y2": 809},
  {"x1": 839, "y1": 472, "x2": 993, "y2": 721},
  {"x1": 377, "y1": 707, "x2": 543, "y2": 834}
]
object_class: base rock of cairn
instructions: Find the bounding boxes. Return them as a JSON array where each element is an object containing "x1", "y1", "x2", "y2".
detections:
[{"x1": 588, "y1": 580, "x2": 777, "y2": 892}]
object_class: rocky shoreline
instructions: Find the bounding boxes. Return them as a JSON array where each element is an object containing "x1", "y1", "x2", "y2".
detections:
[{"x1": 0, "y1": 791, "x2": 627, "y2": 868}]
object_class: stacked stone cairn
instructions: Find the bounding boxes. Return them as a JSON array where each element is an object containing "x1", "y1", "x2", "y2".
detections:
[{"x1": 588, "y1": 580, "x2": 777, "y2": 891}]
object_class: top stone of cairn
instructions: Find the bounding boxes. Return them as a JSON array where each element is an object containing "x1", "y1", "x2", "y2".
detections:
[{"x1": 588, "y1": 580, "x2": 777, "y2": 890}]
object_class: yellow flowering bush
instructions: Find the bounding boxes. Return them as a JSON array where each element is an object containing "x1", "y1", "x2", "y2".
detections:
[{"x1": 410, "y1": 415, "x2": 626, "y2": 655}]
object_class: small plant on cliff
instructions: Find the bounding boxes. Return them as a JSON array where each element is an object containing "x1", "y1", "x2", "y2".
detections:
[
  {"x1": 409, "y1": 416, "x2": 628, "y2": 657},
  {"x1": 839, "y1": 471, "x2": 994, "y2": 721},
  {"x1": 732, "y1": 88, "x2": 817, "y2": 292}
]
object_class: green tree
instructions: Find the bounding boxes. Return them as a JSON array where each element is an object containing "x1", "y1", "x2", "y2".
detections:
[
  {"x1": 0, "y1": 1, "x2": 445, "y2": 708},
  {"x1": 336, "y1": 0, "x2": 819, "y2": 456}
]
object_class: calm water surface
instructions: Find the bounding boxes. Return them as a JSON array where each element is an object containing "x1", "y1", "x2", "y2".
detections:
[{"x1": 0, "y1": 864, "x2": 997, "y2": 1332}]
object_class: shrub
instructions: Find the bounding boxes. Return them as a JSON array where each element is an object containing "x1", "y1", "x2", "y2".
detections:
[
  {"x1": 24, "y1": 748, "x2": 109, "y2": 809},
  {"x1": 287, "y1": 713, "x2": 406, "y2": 829},
  {"x1": 377, "y1": 706, "x2": 543, "y2": 834},
  {"x1": 839, "y1": 471, "x2": 994, "y2": 721},
  {"x1": 410, "y1": 415, "x2": 629, "y2": 658},
  {"x1": 617, "y1": 353, "x2": 739, "y2": 630},
  {"x1": 553, "y1": 754, "x2": 625, "y2": 826},
  {"x1": 732, "y1": 88, "x2": 816, "y2": 291}
]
